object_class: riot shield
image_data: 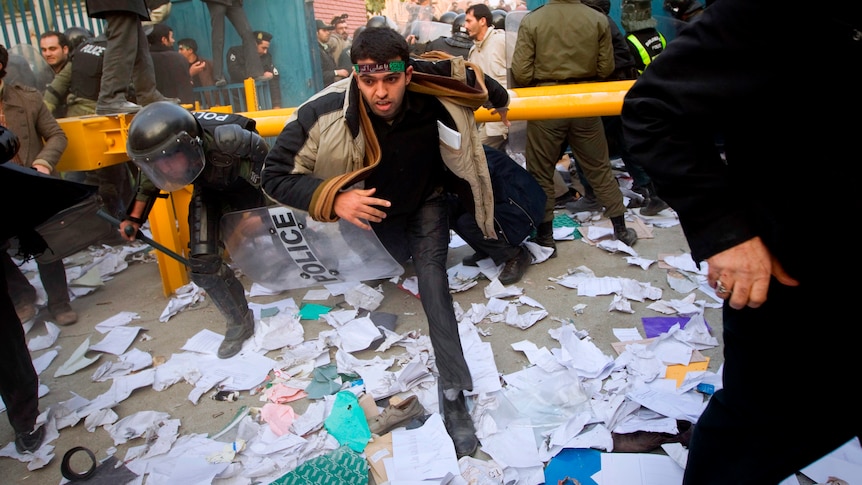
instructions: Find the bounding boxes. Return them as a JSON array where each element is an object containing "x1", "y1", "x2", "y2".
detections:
[
  {"x1": 7, "y1": 44, "x2": 53, "y2": 93},
  {"x1": 221, "y1": 206, "x2": 404, "y2": 292},
  {"x1": 404, "y1": 20, "x2": 453, "y2": 44}
]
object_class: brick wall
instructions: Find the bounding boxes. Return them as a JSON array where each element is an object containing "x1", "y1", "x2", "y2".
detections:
[{"x1": 312, "y1": 0, "x2": 368, "y2": 40}]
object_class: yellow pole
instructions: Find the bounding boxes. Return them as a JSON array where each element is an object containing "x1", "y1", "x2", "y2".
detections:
[{"x1": 245, "y1": 81, "x2": 636, "y2": 136}]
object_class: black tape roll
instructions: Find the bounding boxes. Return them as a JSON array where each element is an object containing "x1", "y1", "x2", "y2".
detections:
[{"x1": 61, "y1": 446, "x2": 97, "y2": 481}]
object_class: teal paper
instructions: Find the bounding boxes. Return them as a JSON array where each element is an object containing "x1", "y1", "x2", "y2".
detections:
[
  {"x1": 304, "y1": 363, "x2": 342, "y2": 399},
  {"x1": 323, "y1": 391, "x2": 371, "y2": 452},
  {"x1": 299, "y1": 303, "x2": 332, "y2": 320}
]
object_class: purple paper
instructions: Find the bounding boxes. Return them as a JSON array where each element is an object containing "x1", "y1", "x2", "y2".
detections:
[{"x1": 642, "y1": 316, "x2": 711, "y2": 339}]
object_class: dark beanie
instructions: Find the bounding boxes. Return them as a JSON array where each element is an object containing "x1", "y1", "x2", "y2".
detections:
[{"x1": 621, "y1": 0, "x2": 657, "y2": 32}]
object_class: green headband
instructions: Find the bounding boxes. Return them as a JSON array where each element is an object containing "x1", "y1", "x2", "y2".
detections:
[{"x1": 353, "y1": 60, "x2": 406, "y2": 74}]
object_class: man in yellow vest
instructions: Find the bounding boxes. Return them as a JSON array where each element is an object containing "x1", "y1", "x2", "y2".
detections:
[{"x1": 621, "y1": 0, "x2": 667, "y2": 75}]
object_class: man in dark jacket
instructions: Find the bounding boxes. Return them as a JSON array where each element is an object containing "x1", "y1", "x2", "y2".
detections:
[
  {"x1": 84, "y1": 0, "x2": 176, "y2": 114},
  {"x1": 622, "y1": 0, "x2": 862, "y2": 482},
  {"x1": 146, "y1": 23, "x2": 193, "y2": 104},
  {"x1": 450, "y1": 146, "x2": 544, "y2": 285}
]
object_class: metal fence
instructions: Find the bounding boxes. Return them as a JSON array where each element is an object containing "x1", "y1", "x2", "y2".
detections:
[
  {"x1": 193, "y1": 80, "x2": 274, "y2": 112},
  {"x1": 1, "y1": 0, "x2": 103, "y2": 48}
]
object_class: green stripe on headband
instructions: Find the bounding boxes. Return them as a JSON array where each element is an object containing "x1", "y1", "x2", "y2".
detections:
[{"x1": 353, "y1": 60, "x2": 406, "y2": 74}]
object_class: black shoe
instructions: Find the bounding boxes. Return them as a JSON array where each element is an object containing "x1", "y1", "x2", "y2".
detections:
[
  {"x1": 565, "y1": 195, "x2": 604, "y2": 213},
  {"x1": 461, "y1": 252, "x2": 487, "y2": 267},
  {"x1": 640, "y1": 196, "x2": 670, "y2": 216},
  {"x1": 553, "y1": 189, "x2": 578, "y2": 209},
  {"x1": 15, "y1": 426, "x2": 44, "y2": 454},
  {"x1": 214, "y1": 77, "x2": 227, "y2": 87},
  {"x1": 441, "y1": 391, "x2": 478, "y2": 458},
  {"x1": 95, "y1": 100, "x2": 142, "y2": 115},
  {"x1": 531, "y1": 221, "x2": 557, "y2": 258},
  {"x1": 615, "y1": 227, "x2": 638, "y2": 246},
  {"x1": 498, "y1": 246, "x2": 531, "y2": 285}
]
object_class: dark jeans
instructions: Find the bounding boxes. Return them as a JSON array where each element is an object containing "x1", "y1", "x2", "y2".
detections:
[
  {"x1": 683, "y1": 281, "x2": 862, "y2": 484},
  {"x1": 373, "y1": 194, "x2": 473, "y2": 393},
  {"x1": 0, "y1": 269, "x2": 40, "y2": 434},
  {"x1": 2, "y1": 246, "x2": 70, "y2": 312}
]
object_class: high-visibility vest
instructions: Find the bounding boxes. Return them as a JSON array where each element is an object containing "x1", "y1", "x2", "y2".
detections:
[{"x1": 627, "y1": 31, "x2": 667, "y2": 74}]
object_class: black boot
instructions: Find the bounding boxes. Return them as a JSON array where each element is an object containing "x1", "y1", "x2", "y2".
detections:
[
  {"x1": 611, "y1": 215, "x2": 637, "y2": 246},
  {"x1": 192, "y1": 260, "x2": 255, "y2": 359},
  {"x1": 218, "y1": 309, "x2": 254, "y2": 359},
  {"x1": 532, "y1": 221, "x2": 556, "y2": 258},
  {"x1": 638, "y1": 182, "x2": 670, "y2": 216},
  {"x1": 440, "y1": 388, "x2": 478, "y2": 458}
]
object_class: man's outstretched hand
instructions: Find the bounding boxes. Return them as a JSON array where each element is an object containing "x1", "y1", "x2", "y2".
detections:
[{"x1": 333, "y1": 187, "x2": 391, "y2": 231}]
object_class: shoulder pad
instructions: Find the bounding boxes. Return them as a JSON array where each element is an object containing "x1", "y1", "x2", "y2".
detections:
[{"x1": 191, "y1": 111, "x2": 257, "y2": 133}]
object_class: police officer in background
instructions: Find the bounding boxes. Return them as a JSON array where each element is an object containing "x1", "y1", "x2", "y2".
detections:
[
  {"x1": 227, "y1": 30, "x2": 281, "y2": 108},
  {"x1": 621, "y1": 0, "x2": 667, "y2": 75},
  {"x1": 121, "y1": 102, "x2": 269, "y2": 359}
]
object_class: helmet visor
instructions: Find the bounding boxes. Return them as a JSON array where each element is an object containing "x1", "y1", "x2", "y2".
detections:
[{"x1": 129, "y1": 132, "x2": 205, "y2": 192}]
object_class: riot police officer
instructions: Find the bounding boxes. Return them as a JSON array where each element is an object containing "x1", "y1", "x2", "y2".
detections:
[{"x1": 121, "y1": 102, "x2": 269, "y2": 359}]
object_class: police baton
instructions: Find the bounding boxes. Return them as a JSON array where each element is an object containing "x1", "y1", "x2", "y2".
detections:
[{"x1": 96, "y1": 209, "x2": 191, "y2": 267}]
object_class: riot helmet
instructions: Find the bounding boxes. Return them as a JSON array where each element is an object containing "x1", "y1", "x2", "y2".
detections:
[
  {"x1": 353, "y1": 25, "x2": 367, "y2": 41},
  {"x1": 491, "y1": 9, "x2": 508, "y2": 30},
  {"x1": 126, "y1": 102, "x2": 205, "y2": 192},
  {"x1": 663, "y1": 0, "x2": 702, "y2": 19},
  {"x1": 438, "y1": 11, "x2": 458, "y2": 25},
  {"x1": 64, "y1": 26, "x2": 94, "y2": 51},
  {"x1": 451, "y1": 13, "x2": 471, "y2": 39},
  {"x1": 366, "y1": 16, "x2": 393, "y2": 29},
  {"x1": 0, "y1": 126, "x2": 20, "y2": 163}
]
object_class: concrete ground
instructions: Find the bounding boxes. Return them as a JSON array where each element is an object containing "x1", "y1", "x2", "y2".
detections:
[{"x1": 1, "y1": 206, "x2": 726, "y2": 483}]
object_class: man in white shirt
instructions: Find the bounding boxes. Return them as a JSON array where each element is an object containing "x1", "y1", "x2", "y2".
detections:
[{"x1": 464, "y1": 3, "x2": 510, "y2": 150}]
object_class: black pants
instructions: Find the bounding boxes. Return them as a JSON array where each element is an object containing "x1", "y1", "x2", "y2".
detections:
[
  {"x1": 373, "y1": 194, "x2": 473, "y2": 393},
  {"x1": 0, "y1": 254, "x2": 40, "y2": 434},
  {"x1": 450, "y1": 205, "x2": 519, "y2": 265},
  {"x1": 187, "y1": 180, "x2": 264, "y2": 325},
  {"x1": 683, "y1": 281, "x2": 862, "y2": 484},
  {"x1": 2, "y1": 246, "x2": 70, "y2": 312},
  {"x1": 98, "y1": 11, "x2": 159, "y2": 104}
]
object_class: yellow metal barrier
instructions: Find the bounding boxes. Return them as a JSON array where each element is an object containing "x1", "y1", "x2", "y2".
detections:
[{"x1": 56, "y1": 81, "x2": 634, "y2": 296}]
